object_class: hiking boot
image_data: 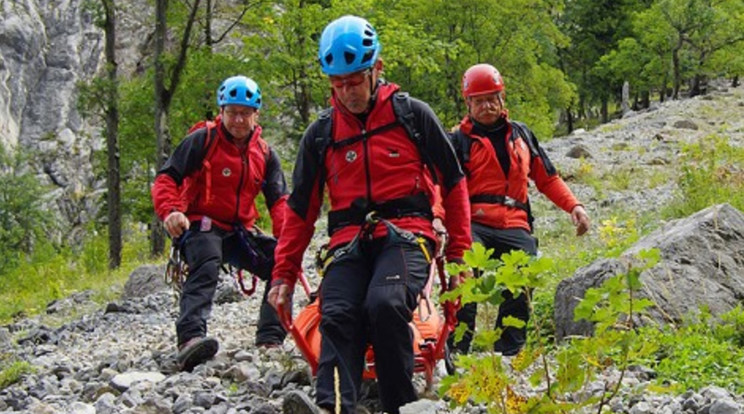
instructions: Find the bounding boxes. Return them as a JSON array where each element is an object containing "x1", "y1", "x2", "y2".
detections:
[
  {"x1": 283, "y1": 390, "x2": 321, "y2": 414},
  {"x1": 494, "y1": 344, "x2": 523, "y2": 357},
  {"x1": 256, "y1": 339, "x2": 283, "y2": 349},
  {"x1": 177, "y1": 336, "x2": 219, "y2": 372}
]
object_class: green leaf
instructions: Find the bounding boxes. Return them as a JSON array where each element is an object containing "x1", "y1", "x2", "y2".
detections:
[{"x1": 502, "y1": 316, "x2": 526, "y2": 329}]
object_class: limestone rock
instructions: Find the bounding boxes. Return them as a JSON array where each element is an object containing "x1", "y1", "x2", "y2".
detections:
[{"x1": 555, "y1": 203, "x2": 744, "y2": 340}]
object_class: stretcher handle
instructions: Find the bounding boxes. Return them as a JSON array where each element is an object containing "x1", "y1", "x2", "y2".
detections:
[{"x1": 276, "y1": 272, "x2": 319, "y2": 374}]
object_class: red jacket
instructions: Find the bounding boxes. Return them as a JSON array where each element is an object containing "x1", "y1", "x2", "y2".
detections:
[
  {"x1": 272, "y1": 82, "x2": 471, "y2": 287},
  {"x1": 456, "y1": 116, "x2": 580, "y2": 231},
  {"x1": 151, "y1": 120, "x2": 288, "y2": 237}
]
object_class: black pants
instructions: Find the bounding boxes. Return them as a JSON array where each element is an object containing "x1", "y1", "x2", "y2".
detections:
[
  {"x1": 450, "y1": 223, "x2": 537, "y2": 354},
  {"x1": 316, "y1": 228, "x2": 432, "y2": 414},
  {"x1": 176, "y1": 223, "x2": 286, "y2": 346}
]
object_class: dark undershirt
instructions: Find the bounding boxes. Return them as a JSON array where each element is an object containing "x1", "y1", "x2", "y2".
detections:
[{"x1": 471, "y1": 117, "x2": 510, "y2": 176}]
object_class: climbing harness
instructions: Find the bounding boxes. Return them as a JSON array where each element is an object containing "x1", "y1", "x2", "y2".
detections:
[
  {"x1": 163, "y1": 229, "x2": 262, "y2": 298},
  {"x1": 165, "y1": 232, "x2": 191, "y2": 295}
]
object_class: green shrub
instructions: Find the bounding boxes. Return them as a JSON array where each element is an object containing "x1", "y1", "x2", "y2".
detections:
[
  {"x1": 664, "y1": 134, "x2": 744, "y2": 218},
  {"x1": 0, "y1": 145, "x2": 56, "y2": 276},
  {"x1": 440, "y1": 246, "x2": 661, "y2": 413},
  {"x1": 0, "y1": 228, "x2": 150, "y2": 324},
  {"x1": 640, "y1": 307, "x2": 744, "y2": 393},
  {"x1": 0, "y1": 360, "x2": 33, "y2": 389}
]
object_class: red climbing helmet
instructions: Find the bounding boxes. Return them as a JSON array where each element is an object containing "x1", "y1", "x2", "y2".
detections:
[{"x1": 462, "y1": 63, "x2": 504, "y2": 98}]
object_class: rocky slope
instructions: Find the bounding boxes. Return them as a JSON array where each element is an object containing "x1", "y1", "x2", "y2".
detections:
[{"x1": 1, "y1": 84, "x2": 743, "y2": 414}]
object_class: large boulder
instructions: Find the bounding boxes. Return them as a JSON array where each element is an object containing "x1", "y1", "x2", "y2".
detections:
[
  {"x1": 122, "y1": 264, "x2": 168, "y2": 300},
  {"x1": 555, "y1": 203, "x2": 744, "y2": 341}
]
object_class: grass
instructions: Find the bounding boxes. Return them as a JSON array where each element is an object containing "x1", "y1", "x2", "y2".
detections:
[
  {"x1": 0, "y1": 227, "x2": 153, "y2": 325},
  {"x1": 662, "y1": 134, "x2": 744, "y2": 218},
  {"x1": 639, "y1": 307, "x2": 744, "y2": 393},
  {"x1": 0, "y1": 359, "x2": 33, "y2": 389}
]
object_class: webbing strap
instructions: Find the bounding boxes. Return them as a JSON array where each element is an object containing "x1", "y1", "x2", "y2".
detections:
[
  {"x1": 328, "y1": 193, "x2": 433, "y2": 236},
  {"x1": 470, "y1": 194, "x2": 530, "y2": 212},
  {"x1": 330, "y1": 121, "x2": 401, "y2": 150}
]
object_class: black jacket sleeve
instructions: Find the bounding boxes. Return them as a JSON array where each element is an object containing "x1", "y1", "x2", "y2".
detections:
[
  {"x1": 409, "y1": 98, "x2": 466, "y2": 191},
  {"x1": 262, "y1": 147, "x2": 289, "y2": 209},
  {"x1": 287, "y1": 119, "x2": 326, "y2": 220},
  {"x1": 156, "y1": 128, "x2": 211, "y2": 185}
]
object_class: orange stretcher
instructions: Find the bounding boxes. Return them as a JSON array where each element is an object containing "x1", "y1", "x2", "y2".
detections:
[{"x1": 281, "y1": 253, "x2": 458, "y2": 389}]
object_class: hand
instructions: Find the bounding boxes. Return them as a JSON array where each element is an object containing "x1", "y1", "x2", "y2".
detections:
[
  {"x1": 448, "y1": 269, "x2": 472, "y2": 291},
  {"x1": 268, "y1": 282, "x2": 293, "y2": 323},
  {"x1": 164, "y1": 211, "x2": 190, "y2": 238},
  {"x1": 571, "y1": 205, "x2": 591, "y2": 236},
  {"x1": 432, "y1": 217, "x2": 448, "y2": 254},
  {"x1": 432, "y1": 217, "x2": 447, "y2": 236}
]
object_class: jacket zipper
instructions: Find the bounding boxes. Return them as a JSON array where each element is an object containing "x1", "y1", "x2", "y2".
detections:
[
  {"x1": 234, "y1": 148, "x2": 248, "y2": 224},
  {"x1": 362, "y1": 128, "x2": 372, "y2": 202}
]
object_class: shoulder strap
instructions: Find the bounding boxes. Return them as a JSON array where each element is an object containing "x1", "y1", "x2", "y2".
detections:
[
  {"x1": 201, "y1": 121, "x2": 219, "y2": 162},
  {"x1": 185, "y1": 120, "x2": 219, "y2": 205},
  {"x1": 510, "y1": 121, "x2": 539, "y2": 158},
  {"x1": 313, "y1": 93, "x2": 438, "y2": 189},
  {"x1": 314, "y1": 108, "x2": 334, "y2": 198},
  {"x1": 507, "y1": 121, "x2": 542, "y2": 232},
  {"x1": 391, "y1": 92, "x2": 419, "y2": 143},
  {"x1": 453, "y1": 128, "x2": 472, "y2": 176},
  {"x1": 391, "y1": 92, "x2": 438, "y2": 184}
]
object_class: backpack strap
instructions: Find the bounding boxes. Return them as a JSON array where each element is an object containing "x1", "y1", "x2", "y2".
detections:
[
  {"x1": 452, "y1": 128, "x2": 472, "y2": 177},
  {"x1": 312, "y1": 92, "x2": 437, "y2": 196},
  {"x1": 314, "y1": 108, "x2": 334, "y2": 199},
  {"x1": 509, "y1": 121, "x2": 539, "y2": 158},
  {"x1": 200, "y1": 121, "x2": 219, "y2": 203},
  {"x1": 391, "y1": 92, "x2": 439, "y2": 184},
  {"x1": 507, "y1": 121, "x2": 541, "y2": 233}
]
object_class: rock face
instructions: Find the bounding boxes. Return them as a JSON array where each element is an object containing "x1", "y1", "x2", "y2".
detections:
[
  {"x1": 555, "y1": 203, "x2": 744, "y2": 341},
  {"x1": 1, "y1": 0, "x2": 102, "y2": 234},
  {"x1": 1, "y1": 0, "x2": 151, "y2": 238}
]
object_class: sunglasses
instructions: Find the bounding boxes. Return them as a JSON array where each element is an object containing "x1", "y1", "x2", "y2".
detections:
[
  {"x1": 223, "y1": 108, "x2": 256, "y2": 119},
  {"x1": 329, "y1": 69, "x2": 371, "y2": 88}
]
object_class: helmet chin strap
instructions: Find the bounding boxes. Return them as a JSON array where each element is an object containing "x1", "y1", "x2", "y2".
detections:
[{"x1": 365, "y1": 75, "x2": 381, "y2": 113}]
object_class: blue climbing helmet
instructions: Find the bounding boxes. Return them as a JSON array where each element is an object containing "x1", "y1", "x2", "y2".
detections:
[
  {"x1": 318, "y1": 15, "x2": 381, "y2": 76},
  {"x1": 216, "y1": 76, "x2": 262, "y2": 109}
]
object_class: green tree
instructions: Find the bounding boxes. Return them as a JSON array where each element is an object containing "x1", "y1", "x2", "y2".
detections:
[
  {"x1": 650, "y1": 0, "x2": 712, "y2": 99},
  {"x1": 149, "y1": 0, "x2": 261, "y2": 255},
  {"x1": 77, "y1": 0, "x2": 122, "y2": 269},
  {"x1": 239, "y1": 0, "x2": 331, "y2": 140},
  {"x1": 0, "y1": 146, "x2": 54, "y2": 275},
  {"x1": 598, "y1": 38, "x2": 657, "y2": 108},
  {"x1": 683, "y1": 0, "x2": 744, "y2": 95},
  {"x1": 343, "y1": 0, "x2": 574, "y2": 137},
  {"x1": 101, "y1": 0, "x2": 122, "y2": 269},
  {"x1": 151, "y1": 0, "x2": 202, "y2": 256},
  {"x1": 558, "y1": 0, "x2": 647, "y2": 125}
]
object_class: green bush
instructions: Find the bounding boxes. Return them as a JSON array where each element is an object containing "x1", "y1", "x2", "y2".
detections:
[
  {"x1": 0, "y1": 145, "x2": 56, "y2": 276},
  {"x1": 0, "y1": 228, "x2": 150, "y2": 324},
  {"x1": 440, "y1": 247, "x2": 662, "y2": 413},
  {"x1": 664, "y1": 134, "x2": 744, "y2": 218},
  {"x1": 0, "y1": 360, "x2": 33, "y2": 389},
  {"x1": 640, "y1": 307, "x2": 744, "y2": 393}
]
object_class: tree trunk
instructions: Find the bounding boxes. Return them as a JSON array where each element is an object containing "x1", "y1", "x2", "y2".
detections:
[
  {"x1": 151, "y1": 109, "x2": 169, "y2": 257},
  {"x1": 151, "y1": 0, "x2": 201, "y2": 257},
  {"x1": 566, "y1": 107, "x2": 574, "y2": 134},
  {"x1": 601, "y1": 97, "x2": 608, "y2": 123},
  {"x1": 672, "y1": 43, "x2": 681, "y2": 99},
  {"x1": 151, "y1": 0, "x2": 169, "y2": 257},
  {"x1": 690, "y1": 77, "x2": 699, "y2": 97},
  {"x1": 102, "y1": 0, "x2": 121, "y2": 269},
  {"x1": 204, "y1": 0, "x2": 213, "y2": 47}
]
